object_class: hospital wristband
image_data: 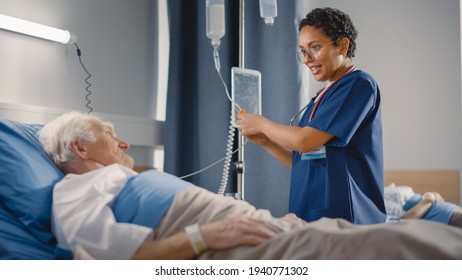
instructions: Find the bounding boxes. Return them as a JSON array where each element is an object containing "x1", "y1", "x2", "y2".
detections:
[{"x1": 185, "y1": 224, "x2": 207, "y2": 255}]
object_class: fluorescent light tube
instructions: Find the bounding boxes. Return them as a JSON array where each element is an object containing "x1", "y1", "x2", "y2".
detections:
[{"x1": 0, "y1": 14, "x2": 76, "y2": 44}]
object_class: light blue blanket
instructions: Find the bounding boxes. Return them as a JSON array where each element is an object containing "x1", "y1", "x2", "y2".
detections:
[{"x1": 112, "y1": 170, "x2": 194, "y2": 229}]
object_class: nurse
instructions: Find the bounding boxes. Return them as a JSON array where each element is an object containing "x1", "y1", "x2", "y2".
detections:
[{"x1": 236, "y1": 7, "x2": 386, "y2": 224}]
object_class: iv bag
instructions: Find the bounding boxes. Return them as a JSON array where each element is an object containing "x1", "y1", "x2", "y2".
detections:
[
  {"x1": 206, "y1": 0, "x2": 225, "y2": 47},
  {"x1": 259, "y1": 0, "x2": 277, "y2": 26}
]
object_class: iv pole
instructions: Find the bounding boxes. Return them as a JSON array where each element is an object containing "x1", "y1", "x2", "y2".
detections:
[
  {"x1": 234, "y1": 0, "x2": 276, "y2": 199},
  {"x1": 235, "y1": 0, "x2": 246, "y2": 200}
]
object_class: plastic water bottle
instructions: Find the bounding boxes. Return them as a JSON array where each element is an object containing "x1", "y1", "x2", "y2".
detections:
[
  {"x1": 206, "y1": 0, "x2": 225, "y2": 48},
  {"x1": 259, "y1": 0, "x2": 277, "y2": 26}
]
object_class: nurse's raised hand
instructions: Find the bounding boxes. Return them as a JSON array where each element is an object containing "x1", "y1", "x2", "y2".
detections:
[{"x1": 236, "y1": 113, "x2": 267, "y2": 136}]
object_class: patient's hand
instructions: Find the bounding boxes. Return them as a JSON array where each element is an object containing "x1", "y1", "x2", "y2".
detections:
[
  {"x1": 422, "y1": 192, "x2": 444, "y2": 203},
  {"x1": 200, "y1": 215, "x2": 277, "y2": 251},
  {"x1": 281, "y1": 213, "x2": 308, "y2": 226}
]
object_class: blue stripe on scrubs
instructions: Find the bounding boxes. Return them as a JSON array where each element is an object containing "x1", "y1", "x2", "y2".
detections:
[{"x1": 289, "y1": 70, "x2": 386, "y2": 224}]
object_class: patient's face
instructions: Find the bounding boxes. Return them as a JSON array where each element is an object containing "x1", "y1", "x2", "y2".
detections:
[{"x1": 82, "y1": 120, "x2": 134, "y2": 169}]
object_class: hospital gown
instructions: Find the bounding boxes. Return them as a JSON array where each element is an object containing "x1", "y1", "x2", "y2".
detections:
[{"x1": 52, "y1": 164, "x2": 192, "y2": 259}]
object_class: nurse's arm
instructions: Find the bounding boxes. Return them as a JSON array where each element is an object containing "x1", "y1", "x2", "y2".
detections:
[
  {"x1": 260, "y1": 119, "x2": 334, "y2": 154},
  {"x1": 260, "y1": 139, "x2": 293, "y2": 168}
]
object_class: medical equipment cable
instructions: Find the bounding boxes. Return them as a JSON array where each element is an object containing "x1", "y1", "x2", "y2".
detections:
[
  {"x1": 212, "y1": 47, "x2": 244, "y2": 195},
  {"x1": 217, "y1": 113, "x2": 236, "y2": 194},
  {"x1": 179, "y1": 46, "x2": 245, "y2": 194},
  {"x1": 179, "y1": 143, "x2": 242, "y2": 179},
  {"x1": 178, "y1": 55, "x2": 248, "y2": 180},
  {"x1": 74, "y1": 43, "x2": 94, "y2": 113},
  {"x1": 213, "y1": 47, "x2": 237, "y2": 105}
]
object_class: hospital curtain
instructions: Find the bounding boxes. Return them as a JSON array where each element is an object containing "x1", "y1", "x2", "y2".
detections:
[{"x1": 165, "y1": 0, "x2": 306, "y2": 216}]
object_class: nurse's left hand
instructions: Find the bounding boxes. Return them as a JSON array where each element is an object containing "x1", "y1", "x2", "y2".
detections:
[{"x1": 236, "y1": 113, "x2": 266, "y2": 136}]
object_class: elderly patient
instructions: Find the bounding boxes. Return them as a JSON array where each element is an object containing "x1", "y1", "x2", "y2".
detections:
[
  {"x1": 38, "y1": 112, "x2": 462, "y2": 260},
  {"x1": 39, "y1": 111, "x2": 302, "y2": 260}
]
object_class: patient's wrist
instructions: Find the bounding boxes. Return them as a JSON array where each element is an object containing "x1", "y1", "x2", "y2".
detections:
[{"x1": 185, "y1": 224, "x2": 207, "y2": 256}]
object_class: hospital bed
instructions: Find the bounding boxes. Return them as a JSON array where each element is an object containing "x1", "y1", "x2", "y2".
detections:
[
  {"x1": 0, "y1": 103, "x2": 163, "y2": 259},
  {"x1": 1, "y1": 106, "x2": 462, "y2": 260}
]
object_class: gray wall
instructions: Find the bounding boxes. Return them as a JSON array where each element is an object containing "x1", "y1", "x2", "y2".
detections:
[
  {"x1": 0, "y1": 0, "x2": 159, "y2": 166},
  {"x1": 306, "y1": 0, "x2": 462, "y2": 202}
]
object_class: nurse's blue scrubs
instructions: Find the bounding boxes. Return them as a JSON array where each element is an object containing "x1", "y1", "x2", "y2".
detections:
[{"x1": 290, "y1": 70, "x2": 386, "y2": 224}]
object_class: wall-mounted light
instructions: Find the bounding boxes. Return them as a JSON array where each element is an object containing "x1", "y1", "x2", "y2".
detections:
[{"x1": 0, "y1": 14, "x2": 76, "y2": 44}]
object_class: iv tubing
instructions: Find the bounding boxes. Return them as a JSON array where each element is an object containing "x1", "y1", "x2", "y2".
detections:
[
  {"x1": 179, "y1": 145, "x2": 239, "y2": 179},
  {"x1": 213, "y1": 47, "x2": 239, "y2": 106},
  {"x1": 179, "y1": 47, "x2": 244, "y2": 194}
]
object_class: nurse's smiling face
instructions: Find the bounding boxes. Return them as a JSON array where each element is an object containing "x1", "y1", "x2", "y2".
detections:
[{"x1": 298, "y1": 25, "x2": 350, "y2": 82}]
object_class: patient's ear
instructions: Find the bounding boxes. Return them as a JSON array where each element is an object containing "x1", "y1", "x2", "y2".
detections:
[{"x1": 69, "y1": 141, "x2": 90, "y2": 159}]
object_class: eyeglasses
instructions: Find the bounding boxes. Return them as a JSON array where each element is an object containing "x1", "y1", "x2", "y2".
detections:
[{"x1": 296, "y1": 41, "x2": 336, "y2": 64}]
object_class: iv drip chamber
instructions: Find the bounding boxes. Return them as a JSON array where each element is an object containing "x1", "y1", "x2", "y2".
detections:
[
  {"x1": 206, "y1": 0, "x2": 225, "y2": 48},
  {"x1": 259, "y1": 0, "x2": 277, "y2": 26}
]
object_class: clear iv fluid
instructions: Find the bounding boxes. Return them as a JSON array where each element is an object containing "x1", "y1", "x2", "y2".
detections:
[
  {"x1": 259, "y1": 0, "x2": 277, "y2": 26},
  {"x1": 206, "y1": 0, "x2": 225, "y2": 48}
]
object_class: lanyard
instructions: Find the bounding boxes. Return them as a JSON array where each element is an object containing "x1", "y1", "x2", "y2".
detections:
[{"x1": 308, "y1": 65, "x2": 357, "y2": 122}]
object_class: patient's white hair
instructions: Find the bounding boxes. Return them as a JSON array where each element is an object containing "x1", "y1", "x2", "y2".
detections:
[{"x1": 39, "y1": 111, "x2": 109, "y2": 172}]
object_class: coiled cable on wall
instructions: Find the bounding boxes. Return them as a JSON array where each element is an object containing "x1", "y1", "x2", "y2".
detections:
[{"x1": 74, "y1": 43, "x2": 94, "y2": 113}]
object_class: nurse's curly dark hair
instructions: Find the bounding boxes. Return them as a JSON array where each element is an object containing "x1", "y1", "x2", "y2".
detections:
[{"x1": 299, "y1": 7, "x2": 358, "y2": 58}]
